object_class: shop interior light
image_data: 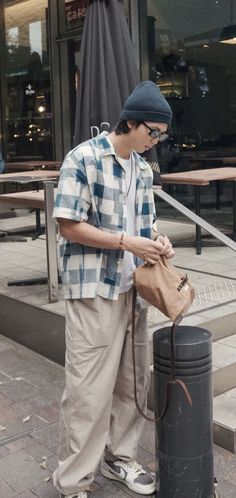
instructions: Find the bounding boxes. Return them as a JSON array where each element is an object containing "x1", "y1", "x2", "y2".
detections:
[
  {"x1": 38, "y1": 105, "x2": 45, "y2": 113},
  {"x1": 219, "y1": 24, "x2": 236, "y2": 44}
]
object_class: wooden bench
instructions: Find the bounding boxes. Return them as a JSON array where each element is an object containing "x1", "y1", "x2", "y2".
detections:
[
  {"x1": 0, "y1": 184, "x2": 58, "y2": 302},
  {"x1": 0, "y1": 189, "x2": 48, "y2": 209}
]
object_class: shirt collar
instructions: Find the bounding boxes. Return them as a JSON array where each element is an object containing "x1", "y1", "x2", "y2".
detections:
[{"x1": 95, "y1": 131, "x2": 149, "y2": 170}]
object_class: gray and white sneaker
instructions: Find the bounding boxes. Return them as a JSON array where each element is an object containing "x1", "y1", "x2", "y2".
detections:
[
  {"x1": 60, "y1": 492, "x2": 87, "y2": 498},
  {"x1": 101, "y1": 458, "x2": 155, "y2": 495}
]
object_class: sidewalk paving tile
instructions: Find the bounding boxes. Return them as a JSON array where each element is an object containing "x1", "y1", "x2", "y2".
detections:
[
  {"x1": 0, "y1": 334, "x2": 236, "y2": 497},
  {"x1": 0, "y1": 449, "x2": 50, "y2": 493},
  {"x1": 0, "y1": 478, "x2": 17, "y2": 498}
]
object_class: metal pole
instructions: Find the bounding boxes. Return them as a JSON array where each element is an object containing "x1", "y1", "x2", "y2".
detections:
[
  {"x1": 194, "y1": 185, "x2": 202, "y2": 255},
  {"x1": 232, "y1": 182, "x2": 236, "y2": 241},
  {"x1": 44, "y1": 181, "x2": 58, "y2": 303}
]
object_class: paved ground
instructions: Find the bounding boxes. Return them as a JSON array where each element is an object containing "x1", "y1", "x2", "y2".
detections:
[
  {"x1": 0, "y1": 208, "x2": 236, "y2": 496},
  {"x1": 0, "y1": 334, "x2": 236, "y2": 498}
]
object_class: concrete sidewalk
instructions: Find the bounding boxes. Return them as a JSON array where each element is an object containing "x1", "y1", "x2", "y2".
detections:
[
  {"x1": 0, "y1": 209, "x2": 236, "y2": 496},
  {"x1": 0, "y1": 334, "x2": 236, "y2": 498}
]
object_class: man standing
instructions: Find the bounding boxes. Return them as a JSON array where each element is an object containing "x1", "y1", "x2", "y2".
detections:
[{"x1": 53, "y1": 81, "x2": 174, "y2": 498}]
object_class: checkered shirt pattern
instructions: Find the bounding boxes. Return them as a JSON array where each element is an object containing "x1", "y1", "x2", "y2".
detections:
[{"x1": 53, "y1": 132, "x2": 155, "y2": 300}]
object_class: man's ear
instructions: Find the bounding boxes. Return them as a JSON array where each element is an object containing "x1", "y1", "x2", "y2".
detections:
[{"x1": 127, "y1": 120, "x2": 133, "y2": 131}]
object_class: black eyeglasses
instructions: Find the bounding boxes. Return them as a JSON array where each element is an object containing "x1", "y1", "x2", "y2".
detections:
[{"x1": 141, "y1": 122, "x2": 169, "y2": 142}]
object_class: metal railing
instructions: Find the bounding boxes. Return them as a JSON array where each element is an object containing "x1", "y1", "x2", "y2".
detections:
[{"x1": 154, "y1": 187, "x2": 236, "y2": 253}]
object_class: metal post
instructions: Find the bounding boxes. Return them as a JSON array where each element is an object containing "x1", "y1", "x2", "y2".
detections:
[
  {"x1": 34, "y1": 208, "x2": 41, "y2": 234},
  {"x1": 194, "y1": 185, "x2": 202, "y2": 255},
  {"x1": 153, "y1": 325, "x2": 214, "y2": 498},
  {"x1": 44, "y1": 181, "x2": 58, "y2": 303},
  {"x1": 232, "y1": 182, "x2": 236, "y2": 241}
]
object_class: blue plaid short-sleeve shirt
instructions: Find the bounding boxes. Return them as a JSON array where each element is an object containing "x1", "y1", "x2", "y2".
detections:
[{"x1": 53, "y1": 132, "x2": 156, "y2": 300}]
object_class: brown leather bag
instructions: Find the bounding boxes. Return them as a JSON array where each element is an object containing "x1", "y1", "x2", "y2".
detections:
[
  {"x1": 132, "y1": 256, "x2": 195, "y2": 423},
  {"x1": 133, "y1": 256, "x2": 195, "y2": 323}
]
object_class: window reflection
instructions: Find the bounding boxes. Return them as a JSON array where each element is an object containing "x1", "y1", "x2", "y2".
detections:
[
  {"x1": 147, "y1": 0, "x2": 236, "y2": 227},
  {"x1": 4, "y1": 0, "x2": 52, "y2": 161},
  {"x1": 147, "y1": 0, "x2": 236, "y2": 167},
  {"x1": 29, "y1": 21, "x2": 42, "y2": 58}
]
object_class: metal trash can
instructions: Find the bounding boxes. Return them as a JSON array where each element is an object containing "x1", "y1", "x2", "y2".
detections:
[{"x1": 153, "y1": 325, "x2": 214, "y2": 498}]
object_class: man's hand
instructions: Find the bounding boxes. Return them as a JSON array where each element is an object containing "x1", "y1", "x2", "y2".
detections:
[
  {"x1": 155, "y1": 234, "x2": 175, "y2": 259},
  {"x1": 122, "y1": 235, "x2": 174, "y2": 266}
]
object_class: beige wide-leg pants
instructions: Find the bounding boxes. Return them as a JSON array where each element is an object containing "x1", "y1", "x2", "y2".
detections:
[{"x1": 53, "y1": 288, "x2": 150, "y2": 496}]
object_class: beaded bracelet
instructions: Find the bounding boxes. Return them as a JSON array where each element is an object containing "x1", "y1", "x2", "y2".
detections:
[{"x1": 119, "y1": 233, "x2": 125, "y2": 250}]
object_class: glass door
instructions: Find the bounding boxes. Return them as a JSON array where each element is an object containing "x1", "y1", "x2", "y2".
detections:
[{"x1": 3, "y1": 0, "x2": 53, "y2": 162}]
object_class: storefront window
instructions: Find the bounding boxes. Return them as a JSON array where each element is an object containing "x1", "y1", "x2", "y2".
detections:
[
  {"x1": 146, "y1": 0, "x2": 236, "y2": 166},
  {"x1": 145, "y1": 0, "x2": 236, "y2": 226},
  {"x1": 4, "y1": 0, "x2": 52, "y2": 161}
]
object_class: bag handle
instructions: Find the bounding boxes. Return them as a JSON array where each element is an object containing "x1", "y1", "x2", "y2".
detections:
[{"x1": 132, "y1": 288, "x2": 192, "y2": 423}]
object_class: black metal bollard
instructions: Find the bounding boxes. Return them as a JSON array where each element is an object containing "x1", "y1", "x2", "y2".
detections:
[{"x1": 153, "y1": 325, "x2": 214, "y2": 498}]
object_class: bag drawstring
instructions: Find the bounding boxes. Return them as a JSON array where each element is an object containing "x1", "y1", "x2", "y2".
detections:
[{"x1": 132, "y1": 288, "x2": 192, "y2": 423}]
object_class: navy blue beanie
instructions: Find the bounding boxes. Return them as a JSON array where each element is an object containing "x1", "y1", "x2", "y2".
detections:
[{"x1": 119, "y1": 81, "x2": 172, "y2": 125}]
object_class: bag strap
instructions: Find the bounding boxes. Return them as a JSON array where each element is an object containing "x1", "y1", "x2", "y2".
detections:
[{"x1": 132, "y1": 288, "x2": 192, "y2": 423}]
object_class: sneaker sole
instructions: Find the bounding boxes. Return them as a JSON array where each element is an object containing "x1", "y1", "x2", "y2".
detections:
[
  {"x1": 60, "y1": 494, "x2": 85, "y2": 498},
  {"x1": 101, "y1": 465, "x2": 156, "y2": 495}
]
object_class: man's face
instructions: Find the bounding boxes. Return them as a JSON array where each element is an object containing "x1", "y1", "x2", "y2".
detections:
[{"x1": 128, "y1": 121, "x2": 168, "y2": 153}]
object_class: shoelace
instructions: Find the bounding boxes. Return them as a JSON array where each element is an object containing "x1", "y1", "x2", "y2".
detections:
[{"x1": 116, "y1": 460, "x2": 145, "y2": 478}]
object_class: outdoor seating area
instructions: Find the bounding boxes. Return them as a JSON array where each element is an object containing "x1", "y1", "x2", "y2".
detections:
[{"x1": 0, "y1": 166, "x2": 60, "y2": 301}]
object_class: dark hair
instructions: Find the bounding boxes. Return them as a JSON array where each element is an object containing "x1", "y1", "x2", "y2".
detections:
[{"x1": 113, "y1": 119, "x2": 142, "y2": 135}]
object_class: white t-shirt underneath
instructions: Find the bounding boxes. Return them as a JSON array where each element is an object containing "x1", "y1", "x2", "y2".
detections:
[{"x1": 117, "y1": 153, "x2": 136, "y2": 293}]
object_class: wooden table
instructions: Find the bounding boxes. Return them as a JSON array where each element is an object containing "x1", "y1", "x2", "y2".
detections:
[
  {"x1": 0, "y1": 170, "x2": 60, "y2": 184},
  {"x1": 0, "y1": 188, "x2": 56, "y2": 209},
  {"x1": 198, "y1": 156, "x2": 236, "y2": 164},
  {"x1": 219, "y1": 157, "x2": 236, "y2": 165},
  {"x1": 5, "y1": 160, "x2": 61, "y2": 172},
  {"x1": 188, "y1": 156, "x2": 236, "y2": 166},
  {"x1": 161, "y1": 167, "x2": 236, "y2": 254},
  {"x1": 161, "y1": 167, "x2": 236, "y2": 184}
]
